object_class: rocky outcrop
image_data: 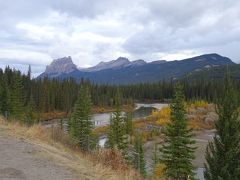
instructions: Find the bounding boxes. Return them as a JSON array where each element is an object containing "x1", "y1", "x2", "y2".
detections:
[
  {"x1": 38, "y1": 56, "x2": 78, "y2": 78},
  {"x1": 45, "y1": 56, "x2": 77, "y2": 74}
]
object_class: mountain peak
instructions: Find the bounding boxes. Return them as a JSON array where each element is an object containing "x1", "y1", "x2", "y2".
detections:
[
  {"x1": 116, "y1": 57, "x2": 129, "y2": 62},
  {"x1": 44, "y1": 56, "x2": 77, "y2": 75},
  {"x1": 82, "y1": 57, "x2": 130, "y2": 72}
]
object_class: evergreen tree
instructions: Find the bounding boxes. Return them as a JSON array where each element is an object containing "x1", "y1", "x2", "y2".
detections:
[
  {"x1": 106, "y1": 89, "x2": 128, "y2": 157},
  {"x1": 204, "y1": 71, "x2": 240, "y2": 180},
  {"x1": 0, "y1": 79, "x2": 4, "y2": 114},
  {"x1": 125, "y1": 112, "x2": 133, "y2": 135},
  {"x1": 133, "y1": 134, "x2": 146, "y2": 177},
  {"x1": 10, "y1": 74, "x2": 25, "y2": 120},
  {"x1": 24, "y1": 95, "x2": 36, "y2": 126},
  {"x1": 160, "y1": 83, "x2": 196, "y2": 179},
  {"x1": 69, "y1": 84, "x2": 93, "y2": 151},
  {"x1": 25, "y1": 65, "x2": 32, "y2": 105},
  {"x1": 152, "y1": 142, "x2": 159, "y2": 167}
]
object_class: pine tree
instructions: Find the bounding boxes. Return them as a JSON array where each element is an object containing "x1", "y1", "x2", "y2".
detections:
[
  {"x1": 69, "y1": 84, "x2": 93, "y2": 151},
  {"x1": 160, "y1": 83, "x2": 196, "y2": 179},
  {"x1": 106, "y1": 89, "x2": 128, "y2": 157},
  {"x1": 24, "y1": 95, "x2": 36, "y2": 126},
  {"x1": 0, "y1": 78, "x2": 4, "y2": 114},
  {"x1": 133, "y1": 134, "x2": 146, "y2": 177},
  {"x1": 106, "y1": 91, "x2": 122, "y2": 148},
  {"x1": 10, "y1": 74, "x2": 25, "y2": 120},
  {"x1": 152, "y1": 142, "x2": 159, "y2": 167},
  {"x1": 125, "y1": 112, "x2": 133, "y2": 135},
  {"x1": 25, "y1": 65, "x2": 32, "y2": 105},
  {"x1": 204, "y1": 71, "x2": 240, "y2": 180}
]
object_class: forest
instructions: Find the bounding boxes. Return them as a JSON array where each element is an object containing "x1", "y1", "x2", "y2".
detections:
[{"x1": 1, "y1": 65, "x2": 240, "y2": 120}]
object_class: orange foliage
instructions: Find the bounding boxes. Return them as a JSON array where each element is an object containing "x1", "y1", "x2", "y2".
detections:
[
  {"x1": 95, "y1": 148, "x2": 128, "y2": 171},
  {"x1": 152, "y1": 163, "x2": 166, "y2": 179},
  {"x1": 92, "y1": 126, "x2": 109, "y2": 136},
  {"x1": 38, "y1": 111, "x2": 66, "y2": 121}
]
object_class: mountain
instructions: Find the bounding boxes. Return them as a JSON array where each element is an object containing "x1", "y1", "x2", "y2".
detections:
[
  {"x1": 82, "y1": 57, "x2": 146, "y2": 72},
  {"x1": 39, "y1": 56, "x2": 77, "y2": 78},
  {"x1": 38, "y1": 53, "x2": 235, "y2": 84}
]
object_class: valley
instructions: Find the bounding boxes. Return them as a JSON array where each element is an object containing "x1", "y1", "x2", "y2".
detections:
[
  {"x1": 1, "y1": 1, "x2": 240, "y2": 179},
  {"x1": 0, "y1": 53, "x2": 239, "y2": 180}
]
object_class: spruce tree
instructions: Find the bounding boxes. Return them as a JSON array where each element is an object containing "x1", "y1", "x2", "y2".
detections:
[
  {"x1": 25, "y1": 95, "x2": 36, "y2": 126},
  {"x1": 125, "y1": 112, "x2": 133, "y2": 135},
  {"x1": 10, "y1": 74, "x2": 25, "y2": 120},
  {"x1": 152, "y1": 142, "x2": 159, "y2": 167},
  {"x1": 204, "y1": 71, "x2": 240, "y2": 180},
  {"x1": 106, "y1": 89, "x2": 128, "y2": 157},
  {"x1": 0, "y1": 79, "x2": 4, "y2": 114},
  {"x1": 1, "y1": 86, "x2": 9, "y2": 117},
  {"x1": 133, "y1": 134, "x2": 146, "y2": 177},
  {"x1": 69, "y1": 84, "x2": 93, "y2": 151},
  {"x1": 160, "y1": 83, "x2": 196, "y2": 179}
]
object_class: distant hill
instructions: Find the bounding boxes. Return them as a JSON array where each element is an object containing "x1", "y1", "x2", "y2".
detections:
[
  {"x1": 183, "y1": 64, "x2": 240, "y2": 81},
  {"x1": 38, "y1": 53, "x2": 235, "y2": 84}
]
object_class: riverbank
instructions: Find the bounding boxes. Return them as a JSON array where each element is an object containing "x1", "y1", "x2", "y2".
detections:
[{"x1": 36, "y1": 104, "x2": 135, "y2": 121}]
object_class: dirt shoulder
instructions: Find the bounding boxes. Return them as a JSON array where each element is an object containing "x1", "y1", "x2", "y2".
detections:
[
  {"x1": 0, "y1": 126, "x2": 95, "y2": 180},
  {"x1": 0, "y1": 120, "x2": 137, "y2": 180},
  {"x1": 0, "y1": 130, "x2": 79, "y2": 179}
]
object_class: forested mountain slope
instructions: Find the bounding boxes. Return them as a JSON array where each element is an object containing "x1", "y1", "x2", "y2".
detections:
[{"x1": 184, "y1": 64, "x2": 240, "y2": 81}]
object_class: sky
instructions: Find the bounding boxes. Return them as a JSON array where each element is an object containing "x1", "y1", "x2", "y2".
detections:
[{"x1": 0, "y1": 0, "x2": 240, "y2": 77}]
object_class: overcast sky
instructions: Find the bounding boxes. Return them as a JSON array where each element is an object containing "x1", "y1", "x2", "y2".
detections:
[{"x1": 0, "y1": 0, "x2": 239, "y2": 77}]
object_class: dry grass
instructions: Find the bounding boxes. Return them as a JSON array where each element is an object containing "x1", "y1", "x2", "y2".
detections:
[
  {"x1": 0, "y1": 116, "x2": 141, "y2": 180},
  {"x1": 37, "y1": 111, "x2": 67, "y2": 121},
  {"x1": 95, "y1": 149, "x2": 129, "y2": 171},
  {"x1": 151, "y1": 164, "x2": 166, "y2": 180},
  {"x1": 92, "y1": 104, "x2": 134, "y2": 114},
  {"x1": 93, "y1": 125, "x2": 109, "y2": 136}
]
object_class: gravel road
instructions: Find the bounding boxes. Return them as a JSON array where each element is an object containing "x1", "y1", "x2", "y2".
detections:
[{"x1": 0, "y1": 129, "x2": 78, "y2": 180}]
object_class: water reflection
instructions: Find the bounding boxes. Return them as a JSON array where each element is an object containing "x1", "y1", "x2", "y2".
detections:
[
  {"x1": 92, "y1": 103, "x2": 168, "y2": 127},
  {"x1": 42, "y1": 103, "x2": 169, "y2": 129}
]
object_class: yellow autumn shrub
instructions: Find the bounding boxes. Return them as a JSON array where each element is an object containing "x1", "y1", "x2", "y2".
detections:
[
  {"x1": 190, "y1": 100, "x2": 208, "y2": 109},
  {"x1": 152, "y1": 163, "x2": 166, "y2": 179},
  {"x1": 151, "y1": 107, "x2": 171, "y2": 126}
]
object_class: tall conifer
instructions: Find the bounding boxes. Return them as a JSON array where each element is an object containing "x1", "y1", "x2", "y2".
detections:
[
  {"x1": 69, "y1": 84, "x2": 93, "y2": 151},
  {"x1": 10, "y1": 74, "x2": 24, "y2": 120},
  {"x1": 204, "y1": 71, "x2": 240, "y2": 179},
  {"x1": 160, "y1": 83, "x2": 196, "y2": 179},
  {"x1": 106, "y1": 89, "x2": 128, "y2": 157},
  {"x1": 133, "y1": 134, "x2": 146, "y2": 177}
]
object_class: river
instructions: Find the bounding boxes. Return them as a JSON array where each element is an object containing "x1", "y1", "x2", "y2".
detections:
[{"x1": 42, "y1": 103, "x2": 168, "y2": 129}]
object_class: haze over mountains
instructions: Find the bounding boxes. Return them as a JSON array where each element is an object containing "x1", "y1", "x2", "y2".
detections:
[{"x1": 39, "y1": 54, "x2": 235, "y2": 84}]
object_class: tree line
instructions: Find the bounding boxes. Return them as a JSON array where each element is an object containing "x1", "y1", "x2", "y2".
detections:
[{"x1": 1, "y1": 66, "x2": 239, "y2": 120}]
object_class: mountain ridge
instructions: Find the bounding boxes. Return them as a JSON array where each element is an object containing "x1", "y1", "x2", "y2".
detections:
[{"x1": 38, "y1": 53, "x2": 235, "y2": 84}]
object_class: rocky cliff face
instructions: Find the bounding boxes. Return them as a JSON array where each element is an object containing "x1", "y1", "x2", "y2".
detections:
[
  {"x1": 83, "y1": 57, "x2": 147, "y2": 72},
  {"x1": 44, "y1": 56, "x2": 77, "y2": 75},
  {"x1": 83, "y1": 57, "x2": 130, "y2": 72}
]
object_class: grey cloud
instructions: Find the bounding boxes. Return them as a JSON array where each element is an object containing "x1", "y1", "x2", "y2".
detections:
[
  {"x1": 0, "y1": 0, "x2": 240, "y2": 75},
  {"x1": 123, "y1": 0, "x2": 240, "y2": 62},
  {"x1": 0, "y1": 59, "x2": 46, "y2": 77}
]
